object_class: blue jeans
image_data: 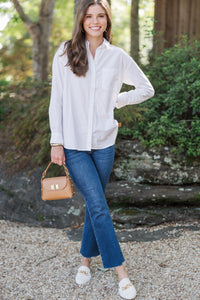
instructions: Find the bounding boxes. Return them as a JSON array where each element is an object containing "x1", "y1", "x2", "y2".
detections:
[{"x1": 64, "y1": 145, "x2": 125, "y2": 268}]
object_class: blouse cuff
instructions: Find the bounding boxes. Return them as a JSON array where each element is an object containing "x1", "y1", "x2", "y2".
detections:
[
  {"x1": 116, "y1": 92, "x2": 129, "y2": 109},
  {"x1": 50, "y1": 133, "x2": 64, "y2": 145}
]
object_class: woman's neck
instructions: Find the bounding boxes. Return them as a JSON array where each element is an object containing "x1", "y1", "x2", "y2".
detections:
[{"x1": 87, "y1": 36, "x2": 104, "y2": 58}]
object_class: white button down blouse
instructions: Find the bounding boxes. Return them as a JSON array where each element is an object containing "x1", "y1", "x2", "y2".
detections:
[{"x1": 49, "y1": 39, "x2": 154, "y2": 150}]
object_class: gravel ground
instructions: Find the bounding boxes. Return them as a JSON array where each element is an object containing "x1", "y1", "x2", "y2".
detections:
[{"x1": 0, "y1": 220, "x2": 200, "y2": 300}]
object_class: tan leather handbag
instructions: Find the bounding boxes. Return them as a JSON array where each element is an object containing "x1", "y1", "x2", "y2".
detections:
[{"x1": 41, "y1": 162, "x2": 75, "y2": 201}]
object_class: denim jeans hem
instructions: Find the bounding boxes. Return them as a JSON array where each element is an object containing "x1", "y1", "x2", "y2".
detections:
[
  {"x1": 80, "y1": 251, "x2": 100, "y2": 259},
  {"x1": 102, "y1": 258, "x2": 125, "y2": 269}
]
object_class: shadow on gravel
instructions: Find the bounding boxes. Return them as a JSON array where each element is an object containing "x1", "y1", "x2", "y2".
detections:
[{"x1": 66, "y1": 224, "x2": 200, "y2": 243}]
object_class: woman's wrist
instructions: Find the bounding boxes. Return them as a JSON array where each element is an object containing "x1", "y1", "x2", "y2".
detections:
[{"x1": 51, "y1": 143, "x2": 64, "y2": 147}]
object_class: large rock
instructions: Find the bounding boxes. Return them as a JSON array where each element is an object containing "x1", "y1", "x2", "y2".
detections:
[
  {"x1": 1, "y1": 164, "x2": 199, "y2": 229},
  {"x1": 0, "y1": 140, "x2": 200, "y2": 229},
  {"x1": 114, "y1": 140, "x2": 200, "y2": 185},
  {"x1": 0, "y1": 166, "x2": 85, "y2": 228},
  {"x1": 106, "y1": 181, "x2": 200, "y2": 206}
]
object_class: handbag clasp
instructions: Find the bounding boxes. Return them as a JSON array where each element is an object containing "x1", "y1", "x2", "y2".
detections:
[{"x1": 51, "y1": 184, "x2": 59, "y2": 190}]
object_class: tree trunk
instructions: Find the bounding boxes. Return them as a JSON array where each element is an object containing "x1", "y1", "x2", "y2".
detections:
[
  {"x1": 12, "y1": 0, "x2": 55, "y2": 81},
  {"x1": 153, "y1": 0, "x2": 200, "y2": 54},
  {"x1": 130, "y1": 0, "x2": 140, "y2": 63}
]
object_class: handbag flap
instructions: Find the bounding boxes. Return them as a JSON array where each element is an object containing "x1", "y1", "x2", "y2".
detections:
[{"x1": 42, "y1": 176, "x2": 69, "y2": 191}]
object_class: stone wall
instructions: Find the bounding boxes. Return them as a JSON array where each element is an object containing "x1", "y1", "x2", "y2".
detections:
[
  {"x1": 0, "y1": 140, "x2": 199, "y2": 228},
  {"x1": 114, "y1": 140, "x2": 200, "y2": 185}
]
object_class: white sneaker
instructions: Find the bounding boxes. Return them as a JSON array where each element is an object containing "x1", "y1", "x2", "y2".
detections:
[
  {"x1": 75, "y1": 265, "x2": 91, "y2": 285},
  {"x1": 119, "y1": 278, "x2": 136, "y2": 299}
]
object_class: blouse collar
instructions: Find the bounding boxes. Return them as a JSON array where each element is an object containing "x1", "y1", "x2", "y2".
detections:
[{"x1": 85, "y1": 38, "x2": 110, "y2": 50}]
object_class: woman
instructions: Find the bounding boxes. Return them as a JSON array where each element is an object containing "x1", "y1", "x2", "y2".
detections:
[{"x1": 49, "y1": 0, "x2": 154, "y2": 299}]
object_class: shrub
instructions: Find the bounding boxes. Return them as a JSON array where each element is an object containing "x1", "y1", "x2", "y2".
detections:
[
  {"x1": 116, "y1": 37, "x2": 200, "y2": 159},
  {"x1": 0, "y1": 79, "x2": 51, "y2": 168}
]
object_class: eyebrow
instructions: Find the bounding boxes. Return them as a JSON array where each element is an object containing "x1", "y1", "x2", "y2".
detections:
[{"x1": 85, "y1": 13, "x2": 106, "y2": 16}]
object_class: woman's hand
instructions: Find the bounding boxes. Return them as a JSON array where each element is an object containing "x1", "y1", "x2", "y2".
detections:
[{"x1": 51, "y1": 146, "x2": 65, "y2": 166}]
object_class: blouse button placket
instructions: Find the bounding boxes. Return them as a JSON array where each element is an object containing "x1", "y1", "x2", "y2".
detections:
[{"x1": 87, "y1": 50, "x2": 97, "y2": 149}]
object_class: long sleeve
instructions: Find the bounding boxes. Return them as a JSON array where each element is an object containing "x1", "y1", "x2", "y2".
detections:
[
  {"x1": 116, "y1": 51, "x2": 154, "y2": 109},
  {"x1": 49, "y1": 43, "x2": 65, "y2": 144}
]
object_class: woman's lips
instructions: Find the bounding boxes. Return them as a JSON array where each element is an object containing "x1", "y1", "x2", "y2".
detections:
[{"x1": 90, "y1": 26, "x2": 101, "y2": 31}]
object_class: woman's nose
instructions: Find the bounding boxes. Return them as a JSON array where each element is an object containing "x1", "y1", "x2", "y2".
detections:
[{"x1": 92, "y1": 16, "x2": 98, "y2": 23}]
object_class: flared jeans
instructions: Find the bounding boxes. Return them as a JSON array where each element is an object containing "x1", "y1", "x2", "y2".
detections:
[{"x1": 64, "y1": 145, "x2": 125, "y2": 268}]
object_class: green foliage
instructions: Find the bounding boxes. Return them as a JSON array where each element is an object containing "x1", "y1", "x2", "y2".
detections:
[
  {"x1": 112, "y1": 0, "x2": 131, "y2": 53},
  {"x1": 0, "y1": 0, "x2": 74, "y2": 82},
  {"x1": 117, "y1": 38, "x2": 200, "y2": 158},
  {"x1": 0, "y1": 79, "x2": 51, "y2": 167},
  {"x1": 0, "y1": 0, "x2": 40, "y2": 81},
  {"x1": 139, "y1": 0, "x2": 154, "y2": 64}
]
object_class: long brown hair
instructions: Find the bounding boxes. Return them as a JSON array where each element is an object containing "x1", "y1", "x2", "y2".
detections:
[{"x1": 63, "y1": 0, "x2": 112, "y2": 77}]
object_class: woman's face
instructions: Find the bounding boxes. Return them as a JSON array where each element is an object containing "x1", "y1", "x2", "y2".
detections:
[{"x1": 83, "y1": 4, "x2": 107, "y2": 41}]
